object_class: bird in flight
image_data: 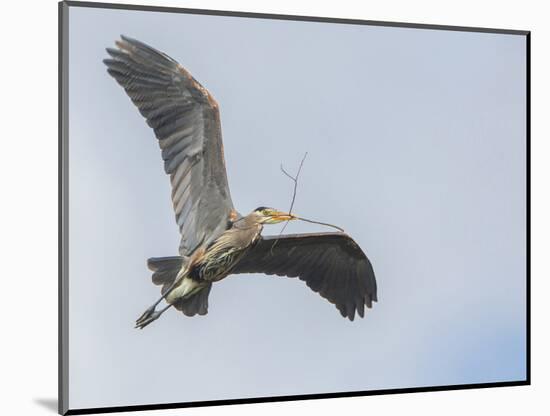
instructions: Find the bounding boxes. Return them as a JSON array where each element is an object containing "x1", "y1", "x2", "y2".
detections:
[{"x1": 103, "y1": 36, "x2": 377, "y2": 328}]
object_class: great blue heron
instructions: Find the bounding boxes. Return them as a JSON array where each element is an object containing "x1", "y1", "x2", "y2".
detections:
[{"x1": 103, "y1": 36, "x2": 377, "y2": 328}]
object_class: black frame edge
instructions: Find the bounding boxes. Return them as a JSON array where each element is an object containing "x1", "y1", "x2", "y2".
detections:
[
  {"x1": 59, "y1": 1, "x2": 531, "y2": 414},
  {"x1": 525, "y1": 31, "x2": 531, "y2": 386},
  {"x1": 63, "y1": 0, "x2": 529, "y2": 35},
  {"x1": 66, "y1": 381, "x2": 530, "y2": 415}
]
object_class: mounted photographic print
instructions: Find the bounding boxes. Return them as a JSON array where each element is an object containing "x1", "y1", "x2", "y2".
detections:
[{"x1": 59, "y1": 1, "x2": 530, "y2": 414}]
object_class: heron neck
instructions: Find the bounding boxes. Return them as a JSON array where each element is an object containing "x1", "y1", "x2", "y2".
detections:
[{"x1": 233, "y1": 215, "x2": 263, "y2": 232}]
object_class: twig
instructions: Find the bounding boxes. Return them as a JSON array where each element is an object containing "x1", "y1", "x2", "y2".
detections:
[
  {"x1": 280, "y1": 152, "x2": 308, "y2": 215},
  {"x1": 270, "y1": 152, "x2": 308, "y2": 254},
  {"x1": 269, "y1": 153, "x2": 345, "y2": 255},
  {"x1": 294, "y1": 216, "x2": 344, "y2": 232}
]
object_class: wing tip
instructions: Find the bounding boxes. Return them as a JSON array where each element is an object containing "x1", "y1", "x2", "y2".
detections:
[
  {"x1": 339, "y1": 292, "x2": 379, "y2": 321},
  {"x1": 117, "y1": 34, "x2": 137, "y2": 50},
  {"x1": 102, "y1": 57, "x2": 118, "y2": 68}
]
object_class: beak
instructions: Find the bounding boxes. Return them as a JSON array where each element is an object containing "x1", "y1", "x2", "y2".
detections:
[{"x1": 271, "y1": 211, "x2": 297, "y2": 222}]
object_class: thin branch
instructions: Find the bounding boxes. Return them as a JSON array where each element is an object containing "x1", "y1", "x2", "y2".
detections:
[
  {"x1": 280, "y1": 164, "x2": 295, "y2": 181},
  {"x1": 273, "y1": 217, "x2": 292, "y2": 248},
  {"x1": 269, "y1": 153, "x2": 345, "y2": 256},
  {"x1": 294, "y1": 216, "x2": 344, "y2": 232},
  {"x1": 280, "y1": 152, "x2": 308, "y2": 215},
  {"x1": 270, "y1": 152, "x2": 308, "y2": 254}
]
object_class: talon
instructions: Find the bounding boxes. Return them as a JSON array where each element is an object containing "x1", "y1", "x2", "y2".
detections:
[
  {"x1": 135, "y1": 302, "x2": 172, "y2": 329},
  {"x1": 136, "y1": 305, "x2": 156, "y2": 324},
  {"x1": 135, "y1": 310, "x2": 161, "y2": 329}
]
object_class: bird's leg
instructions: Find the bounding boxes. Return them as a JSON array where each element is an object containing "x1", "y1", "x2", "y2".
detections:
[
  {"x1": 135, "y1": 279, "x2": 180, "y2": 325},
  {"x1": 135, "y1": 303, "x2": 173, "y2": 329}
]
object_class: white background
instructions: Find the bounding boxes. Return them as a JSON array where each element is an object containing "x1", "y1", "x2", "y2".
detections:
[{"x1": 1, "y1": 0, "x2": 546, "y2": 415}]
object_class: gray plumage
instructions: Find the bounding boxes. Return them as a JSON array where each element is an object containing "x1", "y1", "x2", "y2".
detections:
[{"x1": 104, "y1": 35, "x2": 235, "y2": 256}]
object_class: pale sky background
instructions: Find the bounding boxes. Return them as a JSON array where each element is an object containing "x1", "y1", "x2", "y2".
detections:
[{"x1": 67, "y1": 5, "x2": 527, "y2": 410}]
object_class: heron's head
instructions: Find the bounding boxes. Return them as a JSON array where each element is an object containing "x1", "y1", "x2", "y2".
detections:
[{"x1": 252, "y1": 206, "x2": 296, "y2": 224}]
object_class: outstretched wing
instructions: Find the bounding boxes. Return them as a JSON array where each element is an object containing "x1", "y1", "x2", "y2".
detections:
[
  {"x1": 232, "y1": 232, "x2": 377, "y2": 321},
  {"x1": 104, "y1": 36, "x2": 236, "y2": 255}
]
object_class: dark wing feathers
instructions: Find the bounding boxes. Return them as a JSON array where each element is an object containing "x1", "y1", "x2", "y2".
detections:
[
  {"x1": 232, "y1": 232, "x2": 377, "y2": 321},
  {"x1": 104, "y1": 35, "x2": 235, "y2": 255}
]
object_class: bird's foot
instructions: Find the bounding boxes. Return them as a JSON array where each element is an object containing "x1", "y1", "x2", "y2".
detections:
[{"x1": 135, "y1": 306, "x2": 161, "y2": 329}]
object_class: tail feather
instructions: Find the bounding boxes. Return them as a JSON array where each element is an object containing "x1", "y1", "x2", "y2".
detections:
[
  {"x1": 148, "y1": 256, "x2": 184, "y2": 294},
  {"x1": 148, "y1": 256, "x2": 184, "y2": 274},
  {"x1": 173, "y1": 283, "x2": 212, "y2": 316},
  {"x1": 147, "y1": 256, "x2": 212, "y2": 317}
]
